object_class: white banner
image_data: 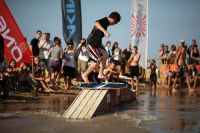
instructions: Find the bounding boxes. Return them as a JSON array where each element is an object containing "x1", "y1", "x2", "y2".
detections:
[{"x1": 131, "y1": 0, "x2": 148, "y2": 68}]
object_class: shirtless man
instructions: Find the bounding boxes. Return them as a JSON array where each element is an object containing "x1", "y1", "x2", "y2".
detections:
[
  {"x1": 176, "y1": 40, "x2": 186, "y2": 66},
  {"x1": 173, "y1": 40, "x2": 186, "y2": 91},
  {"x1": 128, "y1": 46, "x2": 141, "y2": 92}
]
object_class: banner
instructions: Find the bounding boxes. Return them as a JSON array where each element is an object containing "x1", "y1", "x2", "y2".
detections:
[
  {"x1": 61, "y1": 0, "x2": 82, "y2": 46},
  {"x1": 0, "y1": 0, "x2": 32, "y2": 65},
  {"x1": 131, "y1": 0, "x2": 148, "y2": 68}
]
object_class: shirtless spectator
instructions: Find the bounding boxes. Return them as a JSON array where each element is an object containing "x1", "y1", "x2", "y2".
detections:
[
  {"x1": 30, "y1": 30, "x2": 42, "y2": 57},
  {"x1": 128, "y1": 46, "x2": 141, "y2": 92},
  {"x1": 104, "y1": 60, "x2": 119, "y2": 82},
  {"x1": 175, "y1": 40, "x2": 186, "y2": 66}
]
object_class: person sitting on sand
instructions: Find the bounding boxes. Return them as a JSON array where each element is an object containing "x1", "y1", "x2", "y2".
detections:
[
  {"x1": 186, "y1": 65, "x2": 198, "y2": 91},
  {"x1": 4, "y1": 60, "x2": 19, "y2": 92},
  {"x1": 164, "y1": 65, "x2": 172, "y2": 89},
  {"x1": 104, "y1": 60, "x2": 119, "y2": 82},
  {"x1": 18, "y1": 62, "x2": 35, "y2": 92},
  {"x1": 28, "y1": 56, "x2": 55, "y2": 93}
]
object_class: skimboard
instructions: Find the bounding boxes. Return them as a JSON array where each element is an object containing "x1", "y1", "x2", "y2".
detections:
[{"x1": 76, "y1": 82, "x2": 127, "y2": 89}]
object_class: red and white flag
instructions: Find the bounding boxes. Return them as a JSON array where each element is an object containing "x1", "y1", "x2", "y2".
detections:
[
  {"x1": 0, "y1": 0, "x2": 32, "y2": 66},
  {"x1": 131, "y1": 0, "x2": 148, "y2": 68}
]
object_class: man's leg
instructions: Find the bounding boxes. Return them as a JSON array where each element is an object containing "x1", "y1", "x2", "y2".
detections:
[
  {"x1": 131, "y1": 77, "x2": 135, "y2": 91},
  {"x1": 98, "y1": 47, "x2": 109, "y2": 79},
  {"x1": 136, "y1": 78, "x2": 139, "y2": 91},
  {"x1": 82, "y1": 62, "x2": 99, "y2": 83}
]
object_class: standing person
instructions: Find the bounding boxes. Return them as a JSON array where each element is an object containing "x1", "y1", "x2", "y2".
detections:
[
  {"x1": 187, "y1": 39, "x2": 198, "y2": 64},
  {"x1": 123, "y1": 43, "x2": 132, "y2": 73},
  {"x1": 190, "y1": 45, "x2": 199, "y2": 65},
  {"x1": 111, "y1": 42, "x2": 119, "y2": 56},
  {"x1": 173, "y1": 40, "x2": 187, "y2": 91},
  {"x1": 111, "y1": 45, "x2": 124, "y2": 77},
  {"x1": 105, "y1": 41, "x2": 112, "y2": 58},
  {"x1": 30, "y1": 30, "x2": 42, "y2": 57},
  {"x1": 169, "y1": 45, "x2": 176, "y2": 64},
  {"x1": 158, "y1": 43, "x2": 164, "y2": 64},
  {"x1": 82, "y1": 12, "x2": 121, "y2": 83},
  {"x1": 48, "y1": 38, "x2": 63, "y2": 89},
  {"x1": 128, "y1": 46, "x2": 141, "y2": 92},
  {"x1": 104, "y1": 41, "x2": 112, "y2": 67},
  {"x1": 39, "y1": 33, "x2": 54, "y2": 68},
  {"x1": 160, "y1": 45, "x2": 170, "y2": 64},
  {"x1": 148, "y1": 59, "x2": 157, "y2": 90},
  {"x1": 76, "y1": 39, "x2": 89, "y2": 77},
  {"x1": 63, "y1": 40, "x2": 76, "y2": 90},
  {"x1": 176, "y1": 40, "x2": 186, "y2": 66}
]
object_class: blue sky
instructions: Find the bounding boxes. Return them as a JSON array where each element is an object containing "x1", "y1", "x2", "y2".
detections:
[{"x1": 5, "y1": 0, "x2": 200, "y2": 59}]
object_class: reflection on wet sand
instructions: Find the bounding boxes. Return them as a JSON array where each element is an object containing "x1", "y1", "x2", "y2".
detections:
[
  {"x1": 0, "y1": 88, "x2": 200, "y2": 133},
  {"x1": 116, "y1": 88, "x2": 200, "y2": 133}
]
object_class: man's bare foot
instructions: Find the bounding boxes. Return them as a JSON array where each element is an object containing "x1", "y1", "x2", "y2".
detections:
[
  {"x1": 49, "y1": 88, "x2": 55, "y2": 92},
  {"x1": 172, "y1": 87, "x2": 178, "y2": 92},
  {"x1": 189, "y1": 88, "x2": 195, "y2": 92},
  {"x1": 82, "y1": 74, "x2": 90, "y2": 83},
  {"x1": 98, "y1": 74, "x2": 106, "y2": 80},
  {"x1": 43, "y1": 89, "x2": 51, "y2": 93}
]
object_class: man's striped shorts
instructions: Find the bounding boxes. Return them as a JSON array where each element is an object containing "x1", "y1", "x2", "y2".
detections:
[{"x1": 86, "y1": 44, "x2": 109, "y2": 62}]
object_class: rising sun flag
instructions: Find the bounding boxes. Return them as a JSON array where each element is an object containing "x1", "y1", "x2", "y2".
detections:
[{"x1": 131, "y1": 0, "x2": 148, "y2": 69}]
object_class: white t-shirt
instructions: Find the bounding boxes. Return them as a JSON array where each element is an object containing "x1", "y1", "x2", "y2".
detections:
[
  {"x1": 78, "y1": 46, "x2": 89, "y2": 61},
  {"x1": 64, "y1": 49, "x2": 76, "y2": 68},
  {"x1": 39, "y1": 40, "x2": 54, "y2": 59}
]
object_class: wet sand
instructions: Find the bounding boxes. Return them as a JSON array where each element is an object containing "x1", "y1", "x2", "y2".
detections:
[
  {"x1": 1, "y1": 87, "x2": 200, "y2": 133},
  {"x1": 0, "y1": 114, "x2": 149, "y2": 133},
  {"x1": 0, "y1": 93, "x2": 149, "y2": 133}
]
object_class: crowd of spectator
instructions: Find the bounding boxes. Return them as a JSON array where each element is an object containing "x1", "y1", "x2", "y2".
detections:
[
  {"x1": 0, "y1": 32, "x2": 137, "y2": 98},
  {"x1": 159, "y1": 39, "x2": 200, "y2": 92}
]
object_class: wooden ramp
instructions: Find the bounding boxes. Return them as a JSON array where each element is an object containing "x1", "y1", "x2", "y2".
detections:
[{"x1": 62, "y1": 89, "x2": 108, "y2": 119}]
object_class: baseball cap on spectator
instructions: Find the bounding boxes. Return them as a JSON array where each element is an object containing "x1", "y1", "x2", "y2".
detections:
[{"x1": 180, "y1": 40, "x2": 185, "y2": 43}]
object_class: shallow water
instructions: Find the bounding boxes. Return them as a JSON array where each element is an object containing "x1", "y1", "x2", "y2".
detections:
[
  {"x1": 0, "y1": 89, "x2": 200, "y2": 133},
  {"x1": 0, "y1": 93, "x2": 148, "y2": 133},
  {"x1": 116, "y1": 89, "x2": 200, "y2": 133}
]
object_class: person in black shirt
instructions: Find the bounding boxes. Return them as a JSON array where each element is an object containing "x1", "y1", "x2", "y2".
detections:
[
  {"x1": 30, "y1": 30, "x2": 42, "y2": 56},
  {"x1": 82, "y1": 12, "x2": 121, "y2": 83},
  {"x1": 123, "y1": 43, "x2": 132, "y2": 73}
]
